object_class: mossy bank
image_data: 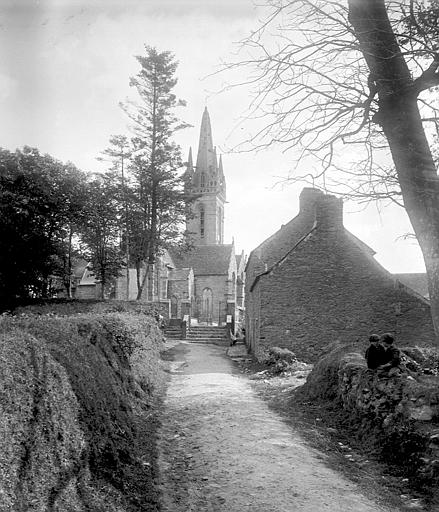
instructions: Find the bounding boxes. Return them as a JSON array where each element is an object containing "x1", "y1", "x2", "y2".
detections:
[{"x1": 0, "y1": 303, "x2": 165, "y2": 512}]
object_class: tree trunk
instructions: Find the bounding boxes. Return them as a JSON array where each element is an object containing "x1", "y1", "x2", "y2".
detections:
[
  {"x1": 100, "y1": 272, "x2": 106, "y2": 300},
  {"x1": 381, "y1": 99, "x2": 439, "y2": 339},
  {"x1": 67, "y1": 226, "x2": 73, "y2": 299},
  {"x1": 136, "y1": 262, "x2": 151, "y2": 301},
  {"x1": 135, "y1": 261, "x2": 142, "y2": 299},
  {"x1": 348, "y1": 0, "x2": 439, "y2": 338},
  {"x1": 121, "y1": 154, "x2": 130, "y2": 301}
]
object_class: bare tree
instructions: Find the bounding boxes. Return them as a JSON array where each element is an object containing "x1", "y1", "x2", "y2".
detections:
[{"x1": 225, "y1": 0, "x2": 439, "y2": 337}]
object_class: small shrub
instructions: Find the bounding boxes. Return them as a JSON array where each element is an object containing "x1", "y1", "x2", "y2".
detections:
[{"x1": 263, "y1": 347, "x2": 299, "y2": 374}]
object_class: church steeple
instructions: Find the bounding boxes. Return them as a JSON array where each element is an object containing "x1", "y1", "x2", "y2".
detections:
[
  {"x1": 188, "y1": 147, "x2": 194, "y2": 169},
  {"x1": 218, "y1": 154, "x2": 226, "y2": 196},
  {"x1": 196, "y1": 107, "x2": 217, "y2": 174},
  {"x1": 186, "y1": 108, "x2": 226, "y2": 245},
  {"x1": 189, "y1": 108, "x2": 226, "y2": 201},
  {"x1": 184, "y1": 147, "x2": 194, "y2": 193}
]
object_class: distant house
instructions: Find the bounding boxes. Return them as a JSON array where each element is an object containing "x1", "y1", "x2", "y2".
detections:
[{"x1": 245, "y1": 188, "x2": 435, "y2": 362}]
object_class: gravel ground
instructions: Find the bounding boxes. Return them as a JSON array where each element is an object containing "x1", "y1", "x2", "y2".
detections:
[{"x1": 157, "y1": 341, "x2": 398, "y2": 512}]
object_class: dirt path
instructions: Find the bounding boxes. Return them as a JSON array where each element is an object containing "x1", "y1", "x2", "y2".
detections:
[{"x1": 158, "y1": 341, "x2": 396, "y2": 512}]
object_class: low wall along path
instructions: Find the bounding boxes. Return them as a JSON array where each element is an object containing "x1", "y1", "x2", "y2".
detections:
[{"x1": 158, "y1": 342, "x2": 396, "y2": 512}]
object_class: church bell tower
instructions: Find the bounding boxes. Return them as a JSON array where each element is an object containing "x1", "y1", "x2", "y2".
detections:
[{"x1": 185, "y1": 108, "x2": 226, "y2": 245}]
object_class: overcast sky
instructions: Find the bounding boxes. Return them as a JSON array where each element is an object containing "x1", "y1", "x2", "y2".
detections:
[{"x1": 0, "y1": 0, "x2": 426, "y2": 272}]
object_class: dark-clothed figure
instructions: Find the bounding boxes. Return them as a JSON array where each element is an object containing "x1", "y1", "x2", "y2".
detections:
[
  {"x1": 365, "y1": 334, "x2": 386, "y2": 369},
  {"x1": 378, "y1": 333, "x2": 401, "y2": 370}
]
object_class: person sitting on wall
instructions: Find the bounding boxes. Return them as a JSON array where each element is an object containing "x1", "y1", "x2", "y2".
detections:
[
  {"x1": 365, "y1": 334, "x2": 386, "y2": 370},
  {"x1": 377, "y1": 333, "x2": 401, "y2": 374}
]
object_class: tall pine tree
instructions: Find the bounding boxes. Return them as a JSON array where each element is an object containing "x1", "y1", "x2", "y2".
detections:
[{"x1": 122, "y1": 47, "x2": 190, "y2": 300}]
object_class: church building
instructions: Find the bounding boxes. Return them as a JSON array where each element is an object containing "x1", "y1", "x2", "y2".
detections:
[
  {"x1": 76, "y1": 108, "x2": 245, "y2": 326},
  {"x1": 169, "y1": 107, "x2": 245, "y2": 325}
]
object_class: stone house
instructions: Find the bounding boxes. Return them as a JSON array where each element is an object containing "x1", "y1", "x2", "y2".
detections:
[{"x1": 245, "y1": 188, "x2": 435, "y2": 362}]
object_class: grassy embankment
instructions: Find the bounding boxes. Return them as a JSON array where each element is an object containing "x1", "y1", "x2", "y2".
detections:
[{"x1": 0, "y1": 300, "x2": 166, "y2": 512}]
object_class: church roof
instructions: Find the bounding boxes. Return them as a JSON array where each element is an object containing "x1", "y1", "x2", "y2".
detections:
[
  {"x1": 169, "y1": 244, "x2": 234, "y2": 276},
  {"x1": 169, "y1": 268, "x2": 192, "y2": 280}
]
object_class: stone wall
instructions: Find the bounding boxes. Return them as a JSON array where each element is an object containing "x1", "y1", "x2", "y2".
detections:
[
  {"x1": 76, "y1": 283, "x2": 101, "y2": 300},
  {"x1": 301, "y1": 344, "x2": 439, "y2": 484}
]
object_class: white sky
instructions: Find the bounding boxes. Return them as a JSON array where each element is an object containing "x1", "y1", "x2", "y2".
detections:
[{"x1": 0, "y1": 0, "x2": 426, "y2": 272}]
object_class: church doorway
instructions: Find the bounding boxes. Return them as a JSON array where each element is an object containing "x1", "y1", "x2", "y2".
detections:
[
  {"x1": 201, "y1": 287, "x2": 213, "y2": 324},
  {"x1": 170, "y1": 295, "x2": 178, "y2": 319}
]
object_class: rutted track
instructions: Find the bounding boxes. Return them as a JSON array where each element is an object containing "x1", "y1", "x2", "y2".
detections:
[{"x1": 158, "y1": 341, "x2": 396, "y2": 512}]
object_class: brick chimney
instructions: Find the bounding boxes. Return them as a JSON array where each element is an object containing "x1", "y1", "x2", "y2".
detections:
[
  {"x1": 299, "y1": 188, "x2": 324, "y2": 217},
  {"x1": 315, "y1": 195, "x2": 343, "y2": 231}
]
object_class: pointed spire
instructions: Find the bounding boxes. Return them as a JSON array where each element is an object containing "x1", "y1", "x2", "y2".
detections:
[
  {"x1": 196, "y1": 107, "x2": 216, "y2": 173},
  {"x1": 184, "y1": 147, "x2": 194, "y2": 192},
  {"x1": 214, "y1": 147, "x2": 218, "y2": 172},
  {"x1": 218, "y1": 155, "x2": 224, "y2": 175}
]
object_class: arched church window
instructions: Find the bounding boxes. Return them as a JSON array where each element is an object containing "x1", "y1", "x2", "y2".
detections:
[
  {"x1": 200, "y1": 205, "x2": 205, "y2": 238},
  {"x1": 200, "y1": 172, "x2": 205, "y2": 188}
]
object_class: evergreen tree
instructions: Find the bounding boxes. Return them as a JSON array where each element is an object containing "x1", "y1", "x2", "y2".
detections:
[{"x1": 121, "y1": 47, "x2": 190, "y2": 300}]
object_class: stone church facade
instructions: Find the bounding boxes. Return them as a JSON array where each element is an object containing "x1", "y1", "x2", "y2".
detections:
[
  {"x1": 169, "y1": 107, "x2": 245, "y2": 324},
  {"x1": 76, "y1": 108, "x2": 245, "y2": 326},
  {"x1": 245, "y1": 188, "x2": 435, "y2": 362}
]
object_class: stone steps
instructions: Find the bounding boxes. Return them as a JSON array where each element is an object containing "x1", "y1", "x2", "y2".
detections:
[
  {"x1": 164, "y1": 325, "x2": 230, "y2": 344},
  {"x1": 187, "y1": 326, "x2": 228, "y2": 344},
  {"x1": 164, "y1": 327, "x2": 183, "y2": 339}
]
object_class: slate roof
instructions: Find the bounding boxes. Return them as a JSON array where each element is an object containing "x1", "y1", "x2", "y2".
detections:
[
  {"x1": 250, "y1": 213, "x2": 315, "y2": 270},
  {"x1": 169, "y1": 244, "x2": 233, "y2": 276},
  {"x1": 72, "y1": 259, "x2": 88, "y2": 279},
  {"x1": 169, "y1": 268, "x2": 192, "y2": 280},
  {"x1": 79, "y1": 266, "x2": 98, "y2": 285},
  {"x1": 161, "y1": 249, "x2": 175, "y2": 268},
  {"x1": 394, "y1": 273, "x2": 429, "y2": 298}
]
